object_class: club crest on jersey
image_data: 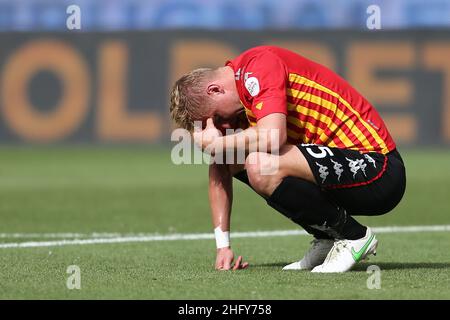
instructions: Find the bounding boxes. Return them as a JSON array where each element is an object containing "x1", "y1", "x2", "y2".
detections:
[{"x1": 245, "y1": 76, "x2": 260, "y2": 97}]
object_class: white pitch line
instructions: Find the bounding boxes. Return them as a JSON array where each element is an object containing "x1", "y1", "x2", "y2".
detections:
[
  {"x1": 0, "y1": 225, "x2": 449, "y2": 249},
  {"x1": 0, "y1": 232, "x2": 123, "y2": 239}
]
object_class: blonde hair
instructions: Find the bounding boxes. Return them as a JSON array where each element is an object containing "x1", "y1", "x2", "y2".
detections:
[{"x1": 169, "y1": 68, "x2": 215, "y2": 131}]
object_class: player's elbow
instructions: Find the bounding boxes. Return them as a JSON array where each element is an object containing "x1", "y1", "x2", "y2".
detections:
[
  {"x1": 278, "y1": 129, "x2": 287, "y2": 148},
  {"x1": 256, "y1": 113, "x2": 287, "y2": 152}
]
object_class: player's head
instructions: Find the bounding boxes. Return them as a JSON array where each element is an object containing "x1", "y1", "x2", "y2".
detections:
[{"x1": 170, "y1": 66, "x2": 241, "y2": 131}]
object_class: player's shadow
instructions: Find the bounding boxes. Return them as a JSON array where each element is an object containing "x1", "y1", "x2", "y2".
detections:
[
  {"x1": 253, "y1": 262, "x2": 450, "y2": 271},
  {"x1": 353, "y1": 262, "x2": 450, "y2": 271},
  {"x1": 251, "y1": 262, "x2": 293, "y2": 268}
]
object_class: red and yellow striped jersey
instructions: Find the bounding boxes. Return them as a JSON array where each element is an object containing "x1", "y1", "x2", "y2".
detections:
[{"x1": 225, "y1": 46, "x2": 396, "y2": 154}]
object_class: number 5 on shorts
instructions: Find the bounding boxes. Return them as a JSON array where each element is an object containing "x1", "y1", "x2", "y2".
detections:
[{"x1": 305, "y1": 145, "x2": 334, "y2": 159}]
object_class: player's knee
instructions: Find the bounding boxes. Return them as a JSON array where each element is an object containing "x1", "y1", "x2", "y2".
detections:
[
  {"x1": 245, "y1": 152, "x2": 268, "y2": 195},
  {"x1": 245, "y1": 152, "x2": 283, "y2": 197}
]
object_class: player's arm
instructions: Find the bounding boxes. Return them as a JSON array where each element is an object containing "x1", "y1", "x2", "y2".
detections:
[
  {"x1": 195, "y1": 110, "x2": 287, "y2": 157},
  {"x1": 219, "y1": 112, "x2": 287, "y2": 154},
  {"x1": 209, "y1": 163, "x2": 248, "y2": 270}
]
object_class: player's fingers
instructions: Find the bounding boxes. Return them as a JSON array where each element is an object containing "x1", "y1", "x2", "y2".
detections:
[
  {"x1": 233, "y1": 256, "x2": 242, "y2": 271},
  {"x1": 235, "y1": 258, "x2": 249, "y2": 270},
  {"x1": 206, "y1": 118, "x2": 215, "y2": 128}
]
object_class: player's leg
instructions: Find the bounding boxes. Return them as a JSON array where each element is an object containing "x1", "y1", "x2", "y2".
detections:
[
  {"x1": 237, "y1": 146, "x2": 367, "y2": 270},
  {"x1": 235, "y1": 148, "x2": 346, "y2": 240},
  {"x1": 234, "y1": 169, "x2": 334, "y2": 240},
  {"x1": 233, "y1": 168, "x2": 336, "y2": 270},
  {"x1": 242, "y1": 144, "x2": 405, "y2": 272},
  {"x1": 308, "y1": 148, "x2": 405, "y2": 272},
  {"x1": 244, "y1": 145, "x2": 368, "y2": 241}
]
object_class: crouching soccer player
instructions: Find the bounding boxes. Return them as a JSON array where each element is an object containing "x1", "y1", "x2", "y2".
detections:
[{"x1": 169, "y1": 46, "x2": 406, "y2": 273}]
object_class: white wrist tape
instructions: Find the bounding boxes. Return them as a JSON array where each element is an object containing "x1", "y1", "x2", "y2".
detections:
[{"x1": 214, "y1": 227, "x2": 230, "y2": 249}]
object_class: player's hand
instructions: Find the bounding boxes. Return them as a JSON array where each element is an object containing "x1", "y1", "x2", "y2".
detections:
[
  {"x1": 193, "y1": 118, "x2": 222, "y2": 154},
  {"x1": 215, "y1": 247, "x2": 249, "y2": 271}
]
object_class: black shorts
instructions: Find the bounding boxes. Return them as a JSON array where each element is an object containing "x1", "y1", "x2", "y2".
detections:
[
  {"x1": 296, "y1": 144, "x2": 406, "y2": 215},
  {"x1": 234, "y1": 144, "x2": 406, "y2": 216}
]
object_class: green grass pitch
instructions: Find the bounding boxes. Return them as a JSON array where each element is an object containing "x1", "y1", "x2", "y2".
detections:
[{"x1": 0, "y1": 146, "x2": 449, "y2": 299}]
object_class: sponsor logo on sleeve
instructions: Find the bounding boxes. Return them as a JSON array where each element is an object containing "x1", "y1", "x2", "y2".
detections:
[{"x1": 245, "y1": 77, "x2": 260, "y2": 97}]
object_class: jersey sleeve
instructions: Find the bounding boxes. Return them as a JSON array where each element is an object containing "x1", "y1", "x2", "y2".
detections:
[{"x1": 244, "y1": 51, "x2": 288, "y2": 121}]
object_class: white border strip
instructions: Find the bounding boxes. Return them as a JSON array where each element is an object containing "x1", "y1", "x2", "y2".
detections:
[{"x1": 0, "y1": 225, "x2": 449, "y2": 249}]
